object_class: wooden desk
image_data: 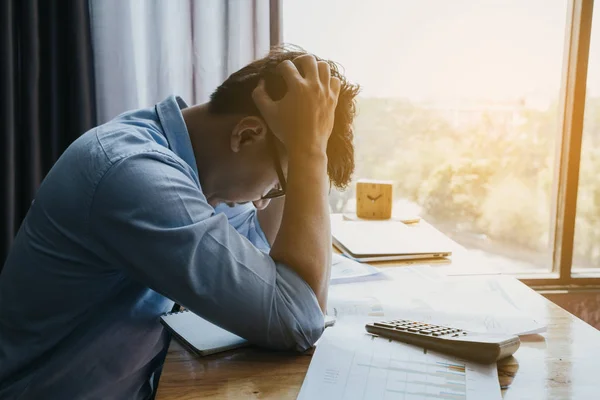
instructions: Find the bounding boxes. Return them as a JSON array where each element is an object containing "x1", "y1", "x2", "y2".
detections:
[{"x1": 156, "y1": 273, "x2": 600, "y2": 399}]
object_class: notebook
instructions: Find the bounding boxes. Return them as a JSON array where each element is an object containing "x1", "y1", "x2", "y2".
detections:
[
  {"x1": 331, "y1": 213, "x2": 453, "y2": 262},
  {"x1": 161, "y1": 309, "x2": 337, "y2": 356},
  {"x1": 160, "y1": 310, "x2": 247, "y2": 356}
]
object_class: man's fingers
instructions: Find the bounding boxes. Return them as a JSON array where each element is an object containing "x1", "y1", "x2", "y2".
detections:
[
  {"x1": 293, "y1": 54, "x2": 318, "y2": 81},
  {"x1": 330, "y1": 77, "x2": 341, "y2": 98},
  {"x1": 276, "y1": 60, "x2": 303, "y2": 89},
  {"x1": 252, "y1": 79, "x2": 274, "y2": 114},
  {"x1": 318, "y1": 61, "x2": 331, "y2": 87}
]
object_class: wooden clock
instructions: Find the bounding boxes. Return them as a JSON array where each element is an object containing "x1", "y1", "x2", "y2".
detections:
[{"x1": 356, "y1": 179, "x2": 393, "y2": 220}]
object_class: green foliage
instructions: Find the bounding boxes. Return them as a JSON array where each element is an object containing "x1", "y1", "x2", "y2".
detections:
[
  {"x1": 334, "y1": 96, "x2": 600, "y2": 266},
  {"x1": 478, "y1": 175, "x2": 549, "y2": 249},
  {"x1": 419, "y1": 158, "x2": 493, "y2": 226}
]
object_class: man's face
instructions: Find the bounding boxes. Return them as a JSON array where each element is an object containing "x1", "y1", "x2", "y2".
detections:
[
  {"x1": 214, "y1": 116, "x2": 287, "y2": 210},
  {"x1": 223, "y1": 146, "x2": 287, "y2": 210}
]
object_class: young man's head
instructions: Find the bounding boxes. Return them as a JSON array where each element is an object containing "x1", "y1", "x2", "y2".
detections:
[{"x1": 190, "y1": 45, "x2": 360, "y2": 208}]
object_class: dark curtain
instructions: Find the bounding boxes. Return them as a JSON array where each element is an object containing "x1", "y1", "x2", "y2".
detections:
[{"x1": 0, "y1": 0, "x2": 96, "y2": 269}]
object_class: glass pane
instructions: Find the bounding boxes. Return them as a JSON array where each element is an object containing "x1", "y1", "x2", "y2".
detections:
[
  {"x1": 284, "y1": 0, "x2": 567, "y2": 273},
  {"x1": 573, "y1": 6, "x2": 600, "y2": 271}
]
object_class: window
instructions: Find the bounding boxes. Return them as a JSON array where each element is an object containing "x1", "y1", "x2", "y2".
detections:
[{"x1": 284, "y1": 0, "x2": 569, "y2": 274}]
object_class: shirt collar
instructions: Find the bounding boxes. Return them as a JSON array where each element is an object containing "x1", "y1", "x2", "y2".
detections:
[{"x1": 155, "y1": 96, "x2": 199, "y2": 178}]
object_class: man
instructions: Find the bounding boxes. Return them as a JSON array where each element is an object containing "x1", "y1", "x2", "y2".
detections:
[{"x1": 0, "y1": 46, "x2": 359, "y2": 399}]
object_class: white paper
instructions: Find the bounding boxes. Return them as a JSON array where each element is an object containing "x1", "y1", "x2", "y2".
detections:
[
  {"x1": 330, "y1": 253, "x2": 385, "y2": 284},
  {"x1": 298, "y1": 327, "x2": 501, "y2": 400},
  {"x1": 326, "y1": 267, "x2": 546, "y2": 336}
]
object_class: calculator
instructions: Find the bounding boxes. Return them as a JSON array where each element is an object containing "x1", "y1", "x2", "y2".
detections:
[{"x1": 365, "y1": 319, "x2": 520, "y2": 364}]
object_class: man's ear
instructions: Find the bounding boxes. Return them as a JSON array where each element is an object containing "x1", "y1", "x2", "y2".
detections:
[{"x1": 230, "y1": 116, "x2": 268, "y2": 153}]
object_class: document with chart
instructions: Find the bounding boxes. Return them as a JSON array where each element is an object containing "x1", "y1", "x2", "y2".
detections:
[{"x1": 298, "y1": 327, "x2": 501, "y2": 400}]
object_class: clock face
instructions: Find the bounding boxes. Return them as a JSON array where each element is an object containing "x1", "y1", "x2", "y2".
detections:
[{"x1": 356, "y1": 182, "x2": 393, "y2": 219}]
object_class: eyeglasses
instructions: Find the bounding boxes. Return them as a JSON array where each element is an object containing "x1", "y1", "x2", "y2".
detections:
[{"x1": 261, "y1": 133, "x2": 287, "y2": 200}]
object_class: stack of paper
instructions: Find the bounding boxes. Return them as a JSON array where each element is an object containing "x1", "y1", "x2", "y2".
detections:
[
  {"x1": 302, "y1": 263, "x2": 542, "y2": 399},
  {"x1": 330, "y1": 253, "x2": 385, "y2": 284},
  {"x1": 326, "y1": 266, "x2": 546, "y2": 336},
  {"x1": 298, "y1": 326, "x2": 502, "y2": 400}
]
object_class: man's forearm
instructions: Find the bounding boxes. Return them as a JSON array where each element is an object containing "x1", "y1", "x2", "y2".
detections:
[
  {"x1": 253, "y1": 54, "x2": 340, "y2": 312},
  {"x1": 269, "y1": 153, "x2": 331, "y2": 311},
  {"x1": 257, "y1": 197, "x2": 285, "y2": 246}
]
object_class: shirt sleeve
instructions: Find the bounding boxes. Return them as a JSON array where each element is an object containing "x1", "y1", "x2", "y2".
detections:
[
  {"x1": 89, "y1": 152, "x2": 323, "y2": 351},
  {"x1": 213, "y1": 203, "x2": 270, "y2": 252}
]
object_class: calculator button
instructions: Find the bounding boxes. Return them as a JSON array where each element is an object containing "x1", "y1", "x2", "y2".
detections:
[
  {"x1": 432, "y1": 332, "x2": 442, "y2": 336},
  {"x1": 408, "y1": 328, "x2": 419, "y2": 332},
  {"x1": 419, "y1": 329, "x2": 433, "y2": 334},
  {"x1": 374, "y1": 322, "x2": 396, "y2": 329},
  {"x1": 395, "y1": 326, "x2": 407, "y2": 331}
]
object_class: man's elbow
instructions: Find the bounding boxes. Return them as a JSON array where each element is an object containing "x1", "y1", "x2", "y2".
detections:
[
  {"x1": 288, "y1": 309, "x2": 325, "y2": 352},
  {"x1": 265, "y1": 263, "x2": 326, "y2": 351},
  {"x1": 268, "y1": 303, "x2": 325, "y2": 352}
]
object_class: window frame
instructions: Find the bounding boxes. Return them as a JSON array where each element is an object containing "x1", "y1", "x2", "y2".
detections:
[
  {"x1": 523, "y1": 0, "x2": 596, "y2": 287},
  {"x1": 275, "y1": 0, "x2": 600, "y2": 287}
]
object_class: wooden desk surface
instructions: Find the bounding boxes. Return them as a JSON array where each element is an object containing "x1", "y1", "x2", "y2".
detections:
[{"x1": 156, "y1": 273, "x2": 600, "y2": 399}]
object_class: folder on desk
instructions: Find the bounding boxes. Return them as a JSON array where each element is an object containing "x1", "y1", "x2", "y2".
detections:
[
  {"x1": 160, "y1": 310, "x2": 248, "y2": 356},
  {"x1": 331, "y1": 213, "x2": 453, "y2": 262}
]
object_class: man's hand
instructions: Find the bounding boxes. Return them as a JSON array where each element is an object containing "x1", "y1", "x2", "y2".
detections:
[{"x1": 252, "y1": 55, "x2": 341, "y2": 155}]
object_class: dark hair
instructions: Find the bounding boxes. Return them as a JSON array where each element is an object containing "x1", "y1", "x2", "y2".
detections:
[{"x1": 209, "y1": 44, "x2": 360, "y2": 189}]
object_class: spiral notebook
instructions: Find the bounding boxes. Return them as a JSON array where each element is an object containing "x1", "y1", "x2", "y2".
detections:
[
  {"x1": 161, "y1": 309, "x2": 337, "y2": 357},
  {"x1": 160, "y1": 309, "x2": 248, "y2": 356}
]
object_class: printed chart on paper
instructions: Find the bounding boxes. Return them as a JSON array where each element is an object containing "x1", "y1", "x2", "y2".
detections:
[{"x1": 298, "y1": 328, "x2": 501, "y2": 400}]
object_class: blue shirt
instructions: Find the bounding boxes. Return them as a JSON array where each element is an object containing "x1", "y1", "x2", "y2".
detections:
[{"x1": 0, "y1": 96, "x2": 324, "y2": 399}]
